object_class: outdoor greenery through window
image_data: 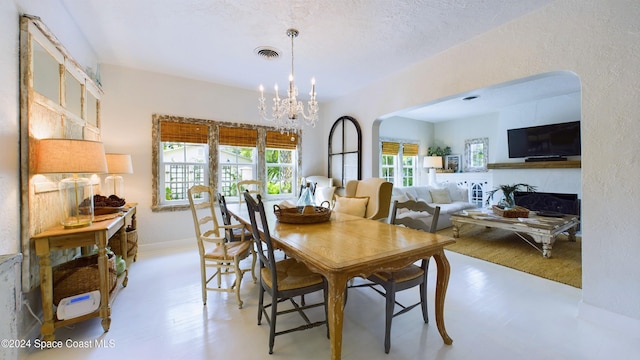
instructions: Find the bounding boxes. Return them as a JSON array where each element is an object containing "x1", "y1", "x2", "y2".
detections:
[
  {"x1": 266, "y1": 148, "x2": 294, "y2": 195},
  {"x1": 219, "y1": 146, "x2": 256, "y2": 199}
]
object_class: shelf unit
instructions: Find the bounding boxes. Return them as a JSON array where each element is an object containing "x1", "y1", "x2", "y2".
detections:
[{"x1": 487, "y1": 160, "x2": 581, "y2": 169}]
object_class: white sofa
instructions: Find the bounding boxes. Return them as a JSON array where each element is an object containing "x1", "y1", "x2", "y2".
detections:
[{"x1": 391, "y1": 183, "x2": 477, "y2": 231}]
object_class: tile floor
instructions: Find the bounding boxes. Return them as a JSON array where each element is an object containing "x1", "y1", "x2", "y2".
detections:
[{"x1": 24, "y1": 247, "x2": 640, "y2": 360}]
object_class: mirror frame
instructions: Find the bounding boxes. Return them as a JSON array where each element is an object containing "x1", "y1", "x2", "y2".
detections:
[{"x1": 464, "y1": 137, "x2": 489, "y2": 172}]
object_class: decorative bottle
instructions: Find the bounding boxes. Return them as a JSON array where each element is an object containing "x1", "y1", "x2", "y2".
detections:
[{"x1": 297, "y1": 182, "x2": 315, "y2": 213}]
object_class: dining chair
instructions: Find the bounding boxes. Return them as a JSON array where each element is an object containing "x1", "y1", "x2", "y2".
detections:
[
  {"x1": 187, "y1": 185, "x2": 256, "y2": 308},
  {"x1": 217, "y1": 192, "x2": 253, "y2": 242},
  {"x1": 244, "y1": 192, "x2": 328, "y2": 354},
  {"x1": 360, "y1": 199, "x2": 440, "y2": 354},
  {"x1": 237, "y1": 179, "x2": 262, "y2": 204}
]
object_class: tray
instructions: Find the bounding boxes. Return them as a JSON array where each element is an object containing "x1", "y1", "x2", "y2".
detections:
[
  {"x1": 492, "y1": 205, "x2": 530, "y2": 218},
  {"x1": 273, "y1": 205, "x2": 331, "y2": 224}
]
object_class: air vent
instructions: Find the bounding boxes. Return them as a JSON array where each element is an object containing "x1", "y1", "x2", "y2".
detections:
[{"x1": 254, "y1": 46, "x2": 280, "y2": 60}]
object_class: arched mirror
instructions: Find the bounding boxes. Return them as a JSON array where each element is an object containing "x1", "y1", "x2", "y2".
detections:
[{"x1": 328, "y1": 116, "x2": 361, "y2": 188}]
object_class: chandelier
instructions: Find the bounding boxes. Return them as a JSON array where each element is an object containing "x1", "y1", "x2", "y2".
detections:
[{"x1": 258, "y1": 28, "x2": 318, "y2": 133}]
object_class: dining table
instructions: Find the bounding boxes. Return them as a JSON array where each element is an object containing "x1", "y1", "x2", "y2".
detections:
[{"x1": 226, "y1": 202, "x2": 455, "y2": 360}]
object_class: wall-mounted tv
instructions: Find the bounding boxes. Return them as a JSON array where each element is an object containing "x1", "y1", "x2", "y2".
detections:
[{"x1": 507, "y1": 121, "x2": 581, "y2": 160}]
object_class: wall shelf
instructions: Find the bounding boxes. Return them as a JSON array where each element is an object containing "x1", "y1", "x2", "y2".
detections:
[{"x1": 488, "y1": 160, "x2": 581, "y2": 169}]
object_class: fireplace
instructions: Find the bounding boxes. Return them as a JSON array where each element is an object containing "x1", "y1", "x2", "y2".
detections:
[{"x1": 514, "y1": 191, "x2": 580, "y2": 216}]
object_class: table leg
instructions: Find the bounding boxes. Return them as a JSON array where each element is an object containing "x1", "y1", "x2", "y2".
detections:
[
  {"x1": 37, "y1": 250, "x2": 55, "y2": 341},
  {"x1": 568, "y1": 226, "x2": 577, "y2": 242},
  {"x1": 451, "y1": 222, "x2": 460, "y2": 238},
  {"x1": 97, "y1": 232, "x2": 112, "y2": 332},
  {"x1": 432, "y1": 249, "x2": 453, "y2": 345},
  {"x1": 326, "y1": 273, "x2": 349, "y2": 360}
]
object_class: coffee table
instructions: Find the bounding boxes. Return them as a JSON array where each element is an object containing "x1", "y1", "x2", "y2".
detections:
[{"x1": 450, "y1": 209, "x2": 579, "y2": 258}]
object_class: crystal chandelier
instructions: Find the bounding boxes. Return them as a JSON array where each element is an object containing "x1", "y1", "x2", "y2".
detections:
[{"x1": 258, "y1": 28, "x2": 318, "y2": 133}]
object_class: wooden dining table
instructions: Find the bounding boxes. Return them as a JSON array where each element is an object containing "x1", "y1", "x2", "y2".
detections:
[{"x1": 226, "y1": 202, "x2": 455, "y2": 359}]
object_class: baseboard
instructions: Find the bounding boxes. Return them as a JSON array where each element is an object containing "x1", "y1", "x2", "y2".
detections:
[
  {"x1": 137, "y1": 237, "x2": 194, "y2": 258},
  {"x1": 578, "y1": 300, "x2": 640, "y2": 338}
]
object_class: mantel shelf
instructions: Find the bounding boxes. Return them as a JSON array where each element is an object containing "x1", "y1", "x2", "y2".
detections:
[{"x1": 488, "y1": 160, "x2": 581, "y2": 169}]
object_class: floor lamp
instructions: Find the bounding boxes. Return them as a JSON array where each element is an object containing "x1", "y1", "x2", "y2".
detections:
[
  {"x1": 104, "y1": 154, "x2": 133, "y2": 198},
  {"x1": 34, "y1": 139, "x2": 108, "y2": 228},
  {"x1": 423, "y1": 156, "x2": 443, "y2": 186}
]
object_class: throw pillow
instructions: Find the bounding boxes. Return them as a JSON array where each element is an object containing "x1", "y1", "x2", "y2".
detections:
[
  {"x1": 334, "y1": 196, "x2": 369, "y2": 217},
  {"x1": 430, "y1": 188, "x2": 452, "y2": 204},
  {"x1": 315, "y1": 186, "x2": 336, "y2": 206}
]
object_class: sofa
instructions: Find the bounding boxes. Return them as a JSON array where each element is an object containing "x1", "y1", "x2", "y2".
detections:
[{"x1": 391, "y1": 183, "x2": 477, "y2": 231}]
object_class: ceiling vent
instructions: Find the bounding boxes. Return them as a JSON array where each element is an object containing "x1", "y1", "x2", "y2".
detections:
[{"x1": 254, "y1": 46, "x2": 280, "y2": 60}]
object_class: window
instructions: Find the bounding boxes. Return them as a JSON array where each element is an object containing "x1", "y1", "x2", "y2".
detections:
[
  {"x1": 328, "y1": 116, "x2": 361, "y2": 188},
  {"x1": 152, "y1": 115, "x2": 302, "y2": 211},
  {"x1": 158, "y1": 121, "x2": 209, "y2": 205},
  {"x1": 380, "y1": 140, "x2": 418, "y2": 185}
]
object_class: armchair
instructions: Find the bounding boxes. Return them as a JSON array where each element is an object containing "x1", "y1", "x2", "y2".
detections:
[{"x1": 343, "y1": 178, "x2": 393, "y2": 220}]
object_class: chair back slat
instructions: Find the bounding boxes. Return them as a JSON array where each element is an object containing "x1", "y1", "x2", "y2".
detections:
[{"x1": 390, "y1": 199, "x2": 440, "y2": 234}]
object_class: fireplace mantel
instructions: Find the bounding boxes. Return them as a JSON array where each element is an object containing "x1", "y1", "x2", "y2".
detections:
[{"x1": 488, "y1": 160, "x2": 581, "y2": 169}]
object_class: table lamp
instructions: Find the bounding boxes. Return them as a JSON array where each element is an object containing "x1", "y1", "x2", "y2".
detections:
[
  {"x1": 423, "y1": 156, "x2": 443, "y2": 186},
  {"x1": 35, "y1": 139, "x2": 108, "y2": 228},
  {"x1": 104, "y1": 154, "x2": 133, "y2": 198}
]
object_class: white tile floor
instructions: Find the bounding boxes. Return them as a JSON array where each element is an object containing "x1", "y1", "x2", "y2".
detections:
[{"x1": 24, "y1": 247, "x2": 640, "y2": 360}]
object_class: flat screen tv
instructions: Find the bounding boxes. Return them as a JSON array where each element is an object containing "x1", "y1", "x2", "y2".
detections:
[{"x1": 507, "y1": 121, "x2": 581, "y2": 159}]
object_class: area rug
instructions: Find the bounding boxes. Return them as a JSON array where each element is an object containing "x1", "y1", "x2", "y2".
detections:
[{"x1": 437, "y1": 227, "x2": 581, "y2": 288}]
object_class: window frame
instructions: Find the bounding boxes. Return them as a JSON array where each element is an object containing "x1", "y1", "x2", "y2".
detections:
[
  {"x1": 379, "y1": 139, "x2": 420, "y2": 186},
  {"x1": 151, "y1": 114, "x2": 302, "y2": 212},
  {"x1": 159, "y1": 142, "x2": 209, "y2": 205}
]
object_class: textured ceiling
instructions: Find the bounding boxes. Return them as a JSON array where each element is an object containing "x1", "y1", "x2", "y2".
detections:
[{"x1": 60, "y1": 0, "x2": 556, "y2": 106}]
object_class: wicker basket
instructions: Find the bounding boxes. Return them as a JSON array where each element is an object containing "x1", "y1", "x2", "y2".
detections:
[
  {"x1": 109, "y1": 227, "x2": 138, "y2": 260},
  {"x1": 273, "y1": 205, "x2": 332, "y2": 224},
  {"x1": 52, "y1": 253, "x2": 116, "y2": 306},
  {"x1": 492, "y1": 205, "x2": 530, "y2": 218}
]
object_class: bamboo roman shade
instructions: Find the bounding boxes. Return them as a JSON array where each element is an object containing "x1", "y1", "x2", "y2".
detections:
[
  {"x1": 402, "y1": 143, "x2": 419, "y2": 156},
  {"x1": 219, "y1": 126, "x2": 258, "y2": 147},
  {"x1": 160, "y1": 121, "x2": 208, "y2": 144},
  {"x1": 381, "y1": 141, "x2": 400, "y2": 155},
  {"x1": 266, "y1": 131, "x2": 298, "y2": 150}
]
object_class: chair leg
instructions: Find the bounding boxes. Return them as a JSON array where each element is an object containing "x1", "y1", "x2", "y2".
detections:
[
  {"x1": 249, "y1": 247, "x2": 257, "y2": 283},
  {"x1": 234, "y1": 258, "x2": 244, "y2": 309},
  {"x1": 257, "y1": 284, "x2": 265, "y2": 325},
  {"x1": 268, "y1": 295, "x2": 278, "y2": 354},
  {"x1": 200, "y1": 261, "x2": 207, "y2": 305},
  {"x1": 384, "y1": 282, "x2": 396, "y2": 354},
  {"x1": 421, "y1": 258, "x2": 430, "y2": 323}
]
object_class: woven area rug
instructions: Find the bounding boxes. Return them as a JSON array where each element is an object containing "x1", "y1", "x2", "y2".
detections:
[{"x1": 438, "y1": 226, "x2": 582, "y2": 288}]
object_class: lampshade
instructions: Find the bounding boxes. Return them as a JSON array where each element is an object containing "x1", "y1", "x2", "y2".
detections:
[
  {"x1": 423, "y1": 156, "x2": 443, "y2": 169},
  {"x1": 34, "y1": 139, "x2": 107, "y2": 228},
  {"x1": 35, "y1": 139, "x2": 108, "y2": 174},
  {"x1": 105, "y1": 154, "x2": 133, "y2": 174}
]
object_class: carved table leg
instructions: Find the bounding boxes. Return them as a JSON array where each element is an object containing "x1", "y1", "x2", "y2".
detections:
[
  {"x1": 326, "y1": 272, "x2": 349, "y2": 360},
  {"x1": 568, "y1": 226, "x2": 577, "y2": 242},
  {"x1": 432, "y1": 249, "x2": 453, "y2": 345},
  {"x1": 451, "y1": 222, "x2": 460, "y2": 238}
]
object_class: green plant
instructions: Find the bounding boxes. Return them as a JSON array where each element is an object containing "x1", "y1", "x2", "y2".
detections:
[
  {"x1": 485, "y1": 183, "x2": 537, "y2": 208},
  {"x1": 427, "y1": 146, "x2": 451, "y2": 157}
]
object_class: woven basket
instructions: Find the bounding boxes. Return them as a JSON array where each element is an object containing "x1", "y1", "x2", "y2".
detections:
[
  {"x1": 273, "y1": 205, "x2": 332, "y2": 224},
  {"x1": 492, "y1": 205, "x2": 530, "y2": 218},
  {"x1": 109, "y1": 227, "x2": 138, "y2": 258},
  {"x1": 52, "y1": 253, "x2": 116, "y2": 306}
]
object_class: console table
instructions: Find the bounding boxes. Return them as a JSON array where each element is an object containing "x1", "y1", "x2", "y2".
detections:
[{"x1": 32, "y1": 204, "x2": 137, "y2": 341}]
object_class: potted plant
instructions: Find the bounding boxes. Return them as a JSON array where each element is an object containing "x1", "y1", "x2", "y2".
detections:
[{"x1": 485, "y1": 183, "x2": 537, "y2": 209}]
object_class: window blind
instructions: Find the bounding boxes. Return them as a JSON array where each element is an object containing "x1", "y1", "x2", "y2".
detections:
[
  {"x1": 402, "y1": 143, "x2": 419, "y2": 156},
  {"x1": 381, "y1": 141, "x2": 400, "y2": 155},
  {"x1": 160, "y1": 121, "x2": 208, "y2": 144},
  {"x1": 219, "y1": 126, "x2": 258, "y2": 147},
  {"x1": 266, "y1": 131, "x2": 298, "y2": 150}
]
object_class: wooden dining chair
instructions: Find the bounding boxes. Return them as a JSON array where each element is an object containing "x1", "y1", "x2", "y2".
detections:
[
  {"x1": 363, "y1": 199, "x2": 440, "y2": 354},
  {"x1": 244, "y1": 192, "x2": 328, "y2": 354},
  {"x1": 187, "y1": 185, "x2": 256, "y2": 308},
  {"x1": 237, "y1": 179, "x2": 262, "y2": 204},
  {"x1": 217, "y1": 193, "x2": 253, "y2": 242}
]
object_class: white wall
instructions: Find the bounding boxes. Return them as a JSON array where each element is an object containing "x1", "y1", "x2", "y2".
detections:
[
  {"x1": 99, "y1": 64, "x2": 325, "y2": 248},
  {"x1": 324, "y1": 0, "x2": 640, "y2": 329}
]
